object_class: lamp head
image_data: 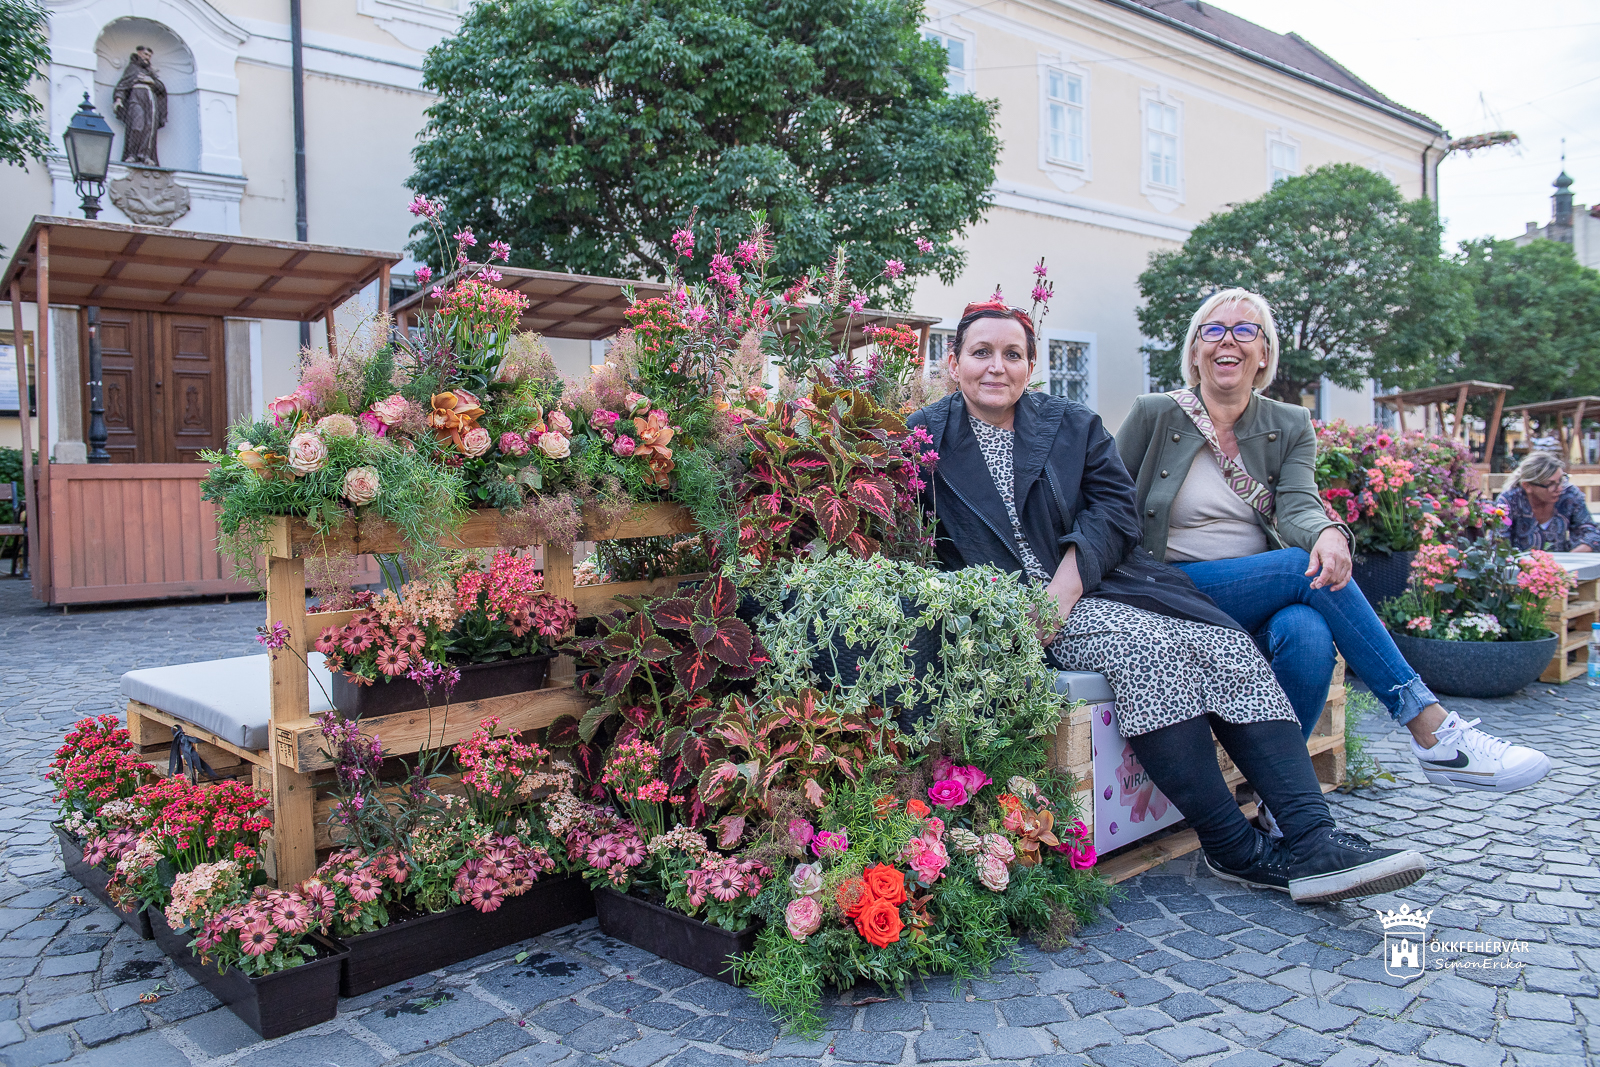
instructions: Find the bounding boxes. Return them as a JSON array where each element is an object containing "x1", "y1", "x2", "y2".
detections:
[{"x1": 63, "y1": 93, "x2": 114, "y2": 184}]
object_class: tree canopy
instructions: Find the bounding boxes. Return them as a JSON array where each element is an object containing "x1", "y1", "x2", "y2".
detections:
[
  {"x1": 0, "y1": 0, "x2": 50, "y2": 170},
  {"x1": 1137, "y1": 163, "x2": 1468, "y2": 403},
  {"x1": 408, "y1": 0, "x2": 1000, "y2": 304}
]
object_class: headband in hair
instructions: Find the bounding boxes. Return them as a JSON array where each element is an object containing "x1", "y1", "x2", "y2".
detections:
[{"x1": 960, "y1": 300, "x2": 1035, "y2": 334}]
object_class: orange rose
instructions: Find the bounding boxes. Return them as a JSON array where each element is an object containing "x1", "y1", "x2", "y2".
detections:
[
  {"x1": 906, "y1": 798, "x2": 930, "y2": 819},
  {"x1": 862, "y1": 864, "x2": 907, "y2": 907},
  {"x1": 856, "y1": 898, "x2": 904, "y2": 948},
  {"x1": 835, "y1": 877, "x2": 872, "y2": 919},
  {"x1": 874, "y1": 796, "x2": 897, "y2": 821}
]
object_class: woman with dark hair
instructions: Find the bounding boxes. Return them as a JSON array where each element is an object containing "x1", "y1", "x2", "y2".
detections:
[{"x1": 906, "y1": 299, "x2": 1425, "y2": 903}]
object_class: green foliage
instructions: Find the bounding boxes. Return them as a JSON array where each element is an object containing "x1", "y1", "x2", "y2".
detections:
[
  {"x1": 0, "y1": 445, "x2": 31, "y2": 525},
  {"x1": 1421, "y1": 238, "x2": 1600, "y2": 407},
  {"x1": 409, "y1": 0, "x2": 1000, "y2": 304},
  {"x1": 1339, "y1": 688, "x2": 1395, "y2": 793},
  {"x1": 0, "y1": 0, "x2": 49, "y2": 172},
  {"x1": 743, "y1": 555, "x2": 1069, "y2": 758},
  {"x1": 1138, "y1": 164, "x2": 1468, "y2": 402}
]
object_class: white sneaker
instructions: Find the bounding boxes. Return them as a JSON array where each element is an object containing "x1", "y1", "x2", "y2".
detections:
[{"x1": 1411, "y1": 712, "x2": 1551, "y2": 792}]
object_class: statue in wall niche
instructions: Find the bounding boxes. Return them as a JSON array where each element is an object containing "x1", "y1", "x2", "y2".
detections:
[
  {"x1": 109, "y1": 167, "x2": 191, "y2": 227},
  {"x1": 113, "y1": 45, "x2": 167, "y2": 166}
]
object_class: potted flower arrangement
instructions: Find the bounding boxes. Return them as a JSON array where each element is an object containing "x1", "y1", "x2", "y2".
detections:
[
  {"x1": 1378, "y1": 519, "x2": 1573, "y2": 696},
  {"x1": 314, "y1": 549, "x2": 577, "y2": 717},
  {"x1": 312, "y1": 714, "x2": 594, "y2": 997},
  {"x1": 47, "y1": 715, "x2": 158, "y2": 937},
  {"x1": 1314, "y1": 422, "x2": 1481, "y2": 604}
]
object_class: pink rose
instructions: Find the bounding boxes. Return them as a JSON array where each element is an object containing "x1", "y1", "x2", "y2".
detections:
[
  {"x1": 788, "y1": 818, "x2": 816, "y2": 849},
  {"x1": 788, "y1": 862, "x2": 823, "y2": 897},
  {"x1": 538, "y1": 432, "x2": 571, "y2": 459},
  {"x1": 286, "y1": 431, "x2": 327, "y2": 474},
  {"x1": 907, "y1": 840, "x2": 948, "y2": 886},
  {"x1": 785, "y1": 896, "x2": 822, "y2": 941},
  {"x1": 342, "y1": 465, "x2": 380, "y2": 506},
  {"x1": 612, "y1": 435, "x2": 636, "y2": 457},
  {"x1": 370, "y1": 394, "x2": 411, "y2": 425},
  {"x1": 810, "y1": 830, "x2": 848, "y2": 857},
  {"x1": 624, "y1": 392, "x2": 650, "y2": 415},
  {"x1": 591, "y1": 409, "x2": 620, "y2": 431},
  {"x1": 1067, "y1": 843, "x2": 1097, "y2": 870},
  {"x1": 547, "y1": 410, "x2": 573, "y2": 435},
  {"x1": 949, "y1": 764, "x2": 992, "y2": 795},
  {"x1": 453, "y1": 388, "x2": 482, "y2": 411},
  {"x1": 315, "y1": 413, "x2": 358, "y2": 438},
  {"x1": 358, "y1": 411, "x2": 388, "y2": 437},
  {"x1": 924, "y1": 816, "x2": 944, "y2": 841},
  {"x1": 498, "y1": 432, "x2": 529, "y2": 456},
  {"x1": 976, "y1": 854, "x2": 1010, "y2": 892},
  {"x1": 981, "y1": 834, "x2": 1015, "y2": 865},
  {"x1": 267, "y1": 393, "x2": 304, "y2": 424},
  {"x1": 927, "y1": 779, "x2": 969, "y2": 809},
  {"x1": 461, "y1": 426, "x2": 493, "y2": 458}
]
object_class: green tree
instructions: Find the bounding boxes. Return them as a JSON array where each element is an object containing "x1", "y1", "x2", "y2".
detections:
[
  {"x1": 1137, "y1": 164, "x2": 1468, "y2": 403},
  {"x1": 408, "y1": 0, "x2": 999, "y2": 303},
  {"x1": 0, "y1": 0, "x2": 50, "y2": 169},
  {"x1": 1434, "y1": 238, "x2": 1600, "y2": 405}
]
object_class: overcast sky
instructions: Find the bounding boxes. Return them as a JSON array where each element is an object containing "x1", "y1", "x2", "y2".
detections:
[{"x1": 1211, "y1": 0, "x2": 1600, "y2": 251}]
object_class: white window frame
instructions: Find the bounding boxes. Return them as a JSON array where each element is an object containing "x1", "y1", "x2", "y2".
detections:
[
  {"x1": 1138, "y1": 87, "x2": 1185, "y2": 212},
  {"x1": 1035, "y1": 330, "x2": 1097, "y2": 409},
  {"x1": 1267, "y1": 129, "x2": 1300, "y2": 187},
  {"x1": 924, "y1": 329, "x2": 956, "y2": 381},
  {"x1": 923, "y1": 26, "x2": 975, "y2": 95},
  {"x1": 1037, "y1": 55, "x2": 1091, "y2": 191}
]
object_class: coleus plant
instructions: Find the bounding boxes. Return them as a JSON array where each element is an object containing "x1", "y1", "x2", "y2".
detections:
[
  {"x1": 554, "y1": 576, "x2": 771, "y2": 810},
  {"x1": 738, "y1": 383, "x2": 934, "y2": 564}
]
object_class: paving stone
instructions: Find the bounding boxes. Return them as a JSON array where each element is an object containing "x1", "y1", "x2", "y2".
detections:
[
  {"x1": 502, "y1": 1045, "x2": 580, "y2": 1067},
  {"x1": 1047, "y1": 1018, "x2": 1120, "y2": 1053},
  {"x1": 1319, "y1": 1050, "x2": 1378, "y2": 1067},
  {"x1": 1036, "y1": 1056, "x2": 1093, "y2": 1067},
  {"x1": 25, "y1": 991, "x2": 99, "y2": 1030},
  {"x1": 73, "y1": 1006, "x2": 148, "y2": 1048},
  {"x1": 587, "y1": 979, "x2": 658, "y2": 1012},
  {"x1": 1409, "y1": 999, "x2": 1496, "y2": 1039},
  {"x1": 0, "y1": 1022, "x2": 18, "y2": 1049},
  {"x1": 1086, "y1": 1044, "x2": 1178, "y2": 1067},
  {"x1": 1260, "y1": 1027, "x2": 1340, "y2": 1066},
  {"x1": 923, "y1": 999, "x2": 996, "y2": 1030},
  {"x1": 0, "y1": 1034, "x2": 72, "y2": 1067},
  {"x1": 1232, "y1": 929, "x2": 1293, "y2": 954},
  {"x1": 1417, "y1": 1034, "x2": 1505, "y2": 1067},
  {"x1": 981, "y1": 1028, "x2": 1050, "y2": 1058},
  {"x1": 172, "y1": 1006, "x2": 260, "y2": 1057},
  {"x1": 1069, "y1": 988, "x2": 1126, "y2": 1016},
  {"x1": 1522, "y1": 966, "x2": 1597, "y2": 996},
  {"x1": 1211, "y1": 980, "x2": 1295, "y2": 1011},
  {"x1": 915, "y1": 1031, "x2": 980, "y2": 1062},
  {"x1": 1085, "y1": 960, "x2": 1140, "y2": 983},
  {"x1": 1105, "y1": 1008, "x2": 1173, "y2": 1035},
  {"x1": 1505, "y1": 990, "x2": 1574, "y2": 1022},
  {"x1": 32, "y1": 951, "x2": 98, "y2": 977},
  {"x1": 1494, "y1": 1019, "x2": 1582, "y2": 1055},
  {"x1": 475, "y1": 953, "x2": 603, "y2": 1010},
  {"x1": 62, "y1": 1030, "x2": 183, "y2": 1067},
  {"x1": 862, "y1": 998, "x2": 925, "y2": 1029},
  {"x1": 674, "y1": 1015, "x2": 732, "y2": 1042},
  {"x1": 1038, "y1": 967, "x2": 1096, "y2": 994},
  {"x1": 611, "y1": 1035, "x2": 689, "y2": 1067},
  {"x1": 628, "y1": 1002, "x2": 694, "y2": 1031},
  {"x1": 1111, "y1": 978, "x2": 1173, "y2": 1007},
  {"x1": 447, "y1": 1019, "x2": 538, "y2": 1064},
  {"x1": 1348, "y1": 1018, "x2": 1428, "y2": 1054},
  {"x1": 234, "y1": 1032, "x2": 385, "y2": 1067},
  {"x1": 1421, "y1": 974, "x2": 1498, "y2": 1011},
  {"x1": 363, "y1": 989, "x2": 507, "y2": 1054},
  {"x1": 1273, "y1": 1000, "x2": 1359, "y2": 1033},
  {"x1": 139, "y1": 984, "x2": 221, "y2": 1023},
  {"x1": 719, "y1": 1020, "x2": 778, "y2": 1052},
  {"x1": 1147, "y1": 1026, "x2": 1231, "y2": 1060},
  {"x1": 1329, "y1": 980, "x2": 1418, "y2": 1014},
  {"x1": 1164, "y1": 931, "x2": 1233, "y2": 959},
  {"x1": 565, "y1": 1016, "x2": 641, "y2": 1053},
  {"x1": 1166, "y1": 960, "x2": 1233, "y2": 989},
  {"x1": 1160, "y1": 992, "x2": 1221, "y2": 1021},
  {"x1": 1205, "y1": 1014, "x2": 1288, "y2": 1047},
  {"x1": 831, "y1": 1031, "x2": 906, "y2": 1063},
  {"x1": 1210, "y1": 1053, "x2": 1283, "y2": 1067}
]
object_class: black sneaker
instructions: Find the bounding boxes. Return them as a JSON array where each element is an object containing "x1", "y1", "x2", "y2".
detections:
[
  {"x1": 1202, "y1": 832, "x2": 1291, "y2": 894},
  {"x1": 1287, "y1": 828, "x2": 1426, "y2": 904}
]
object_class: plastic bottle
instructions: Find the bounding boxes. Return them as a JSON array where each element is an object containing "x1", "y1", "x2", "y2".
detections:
[{"x1": 1589, "y1": 623, "x2": 1600, "y2": 687}]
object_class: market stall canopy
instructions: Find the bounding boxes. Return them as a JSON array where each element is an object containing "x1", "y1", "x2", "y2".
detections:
[
  {"x1": 391, "y1": 264, "x2": 942, "y2": 345},
  {"x1": 1504, "y1": 396, "x2": 1600, "y2": 421},
  {"x1": 0, "y1": 216, "x2": 399, "y2": 321},
  {"x1": 1373, "y1": 379, "x2": 1512, "y2": 460}
]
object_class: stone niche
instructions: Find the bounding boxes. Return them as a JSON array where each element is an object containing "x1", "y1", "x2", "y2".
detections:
[{"x1": 94, "y1": 16, "x2": 201, "y2": 174}]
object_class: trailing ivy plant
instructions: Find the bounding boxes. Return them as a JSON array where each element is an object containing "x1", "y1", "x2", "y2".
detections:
[{"x1": 740, "y1": 555, "x2": 1068, "y2": 758}]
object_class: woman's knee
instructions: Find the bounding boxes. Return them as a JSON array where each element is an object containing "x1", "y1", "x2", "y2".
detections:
[{"x1": 1263, "y1": 605, "x2": 1334, "y2": 665}]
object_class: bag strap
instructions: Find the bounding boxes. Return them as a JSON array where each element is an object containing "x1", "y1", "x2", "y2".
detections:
[{"x1": 1166, "y1": 390, "x2": 1275, "y2": 518}]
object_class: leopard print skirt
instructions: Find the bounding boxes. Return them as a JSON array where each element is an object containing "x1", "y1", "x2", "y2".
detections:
[{"x1": 1047, "y1": 596, "x2": 1297, "y2": 737}]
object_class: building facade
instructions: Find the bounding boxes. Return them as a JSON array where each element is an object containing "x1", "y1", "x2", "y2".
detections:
[{"x1": 1, "y1": 0, "x2": 1446, "y2": 458}]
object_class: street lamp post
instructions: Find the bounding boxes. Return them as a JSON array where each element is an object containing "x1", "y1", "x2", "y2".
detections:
[
  {"x1": 62, "y1": 93, "x2": 114, "y2": 220},
  {"x1": 63, "y1": 93, "x2": 115, "y2": 463}
]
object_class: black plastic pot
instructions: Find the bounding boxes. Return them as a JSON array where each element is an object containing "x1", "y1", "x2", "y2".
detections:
[
  {"x1": 331, "y1": 654, "x2": 551, "y2": 718},
  {"x1": 1390, "y1": 630, "x2": 1558, "y2": 698},
  {"x1": 1352, "y1": 550, "x2": 1416, "y2": 608},
  {"x1": 337, "y1": 874, "x2": 595, "y2": 997},
  {"x1": 594, "y1": 887, "x2": 759, "y2": 984},
  {"x1": 149, "y1": 909, "x2": 347, "y2": 1039},
  {"x1": 53, "y1": 823, "x2": 152, "y2": 940}
]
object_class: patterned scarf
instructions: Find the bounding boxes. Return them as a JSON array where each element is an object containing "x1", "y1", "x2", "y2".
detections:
[{"x1": 1167, "y1": 389, "x2": 1275, "y2": 518}]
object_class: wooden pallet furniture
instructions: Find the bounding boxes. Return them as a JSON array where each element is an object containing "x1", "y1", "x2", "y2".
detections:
[
  {"x1": 1051, "y1": 657, "x2": 1348, "y2": 885},
  {"x1": 1542, "y1": 571, "x2": 1600, "y2": 684}
]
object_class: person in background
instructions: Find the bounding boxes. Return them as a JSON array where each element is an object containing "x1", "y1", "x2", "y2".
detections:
[
  {"x1": 1496, "y1": 452, "x2": 1600, "y2": 554},
  {"x1": 908, "y1": 298, "x2": 1426, "y2": 904},
  {"x1": 1117, "y1": 288, "x2": 1551, "y2": 805}
]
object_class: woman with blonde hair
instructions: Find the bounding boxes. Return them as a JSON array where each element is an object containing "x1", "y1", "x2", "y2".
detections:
[
  {"x1": 1495, "y1": 452, "x2": 1600, "y2": 553},
  {"x1": 1118, "y1": 288, "x2": 1550, "y2": 808}
]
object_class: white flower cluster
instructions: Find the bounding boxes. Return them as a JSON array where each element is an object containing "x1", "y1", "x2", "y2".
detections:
[{"x1": 1445, "y1": 613, "x2": 1504, "y2": 642}]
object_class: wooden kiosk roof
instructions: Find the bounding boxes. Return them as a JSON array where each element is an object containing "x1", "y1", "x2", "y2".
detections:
[
  {"x1": 391, "y1": 264, "x2": 942, "y2": 344},
  {"x1": 0, "y1": 216, "x2": 399, "y2": 322},
  {"x1": 1371, "y1": 380, "x2": 1512, "y2": 409},
  {"x1": 1505, "y1": 396, "x2": 1600, "y2": 419}
]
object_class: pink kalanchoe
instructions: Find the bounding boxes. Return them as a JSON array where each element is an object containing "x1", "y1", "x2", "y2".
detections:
[
  {"x1": 499, "y1": 432, "x2": 529, "y2": 456},
  {"x1": 927, "y1": 779, "x2": 969, "y2": 809},
  {"x1": 612, "y1": 435, "x2": 636, "y2": 457},
  {"x1": 785, "y1": 895, "x2": 822, "y2": 941},
  {"x1": 848, "y1": 294, "x2": 867, "y2": 314},
  {"x1": 407, "y1": 195, "x2": 440, "y2": 219},
  {"x1": 454, "y1": 228, "x2": 477, "y2": 248},
  {"x1": 884, "y1": 259, "x2": 906, "y2": 279},
  {"x1": 915, "y1": 237, "x2": 934, "y2": 254}
]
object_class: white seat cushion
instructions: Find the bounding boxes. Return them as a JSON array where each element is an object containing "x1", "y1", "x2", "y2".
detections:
[
  {"x1": 121, "y1": 653, "x2": 333, "y2": 751},
  {"x1": 1054, "y1": 670, "x2": 1113, "y2": 705}
]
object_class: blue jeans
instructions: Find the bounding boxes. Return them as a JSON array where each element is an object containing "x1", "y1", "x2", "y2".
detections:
[{"x1": 1175, "y1": 548, "x2": 1436, "y2": 739}]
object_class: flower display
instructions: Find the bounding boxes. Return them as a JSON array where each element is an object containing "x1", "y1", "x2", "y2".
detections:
[
  {"x1": 315, "y1": 413, "x2": 359, "y2": 438},
  {"x1": 342, "y1": 465, "x2": 380, "y2": 506},
  {"x1": 286, "y1": 431, "x2": 328, "y2": 474}
]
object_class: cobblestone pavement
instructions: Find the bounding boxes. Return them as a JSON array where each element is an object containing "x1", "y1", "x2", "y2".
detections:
[{"x1": 1, "y1": 576, "x2": 1596, "y2": 1067}]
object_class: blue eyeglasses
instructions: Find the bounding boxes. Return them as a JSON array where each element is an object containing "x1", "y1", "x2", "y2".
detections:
[{"x1": 1198, "y1": 322, "x2": 1263, "y2": 343}]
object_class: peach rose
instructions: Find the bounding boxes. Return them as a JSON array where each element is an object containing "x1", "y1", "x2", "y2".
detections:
[
  {"x1": 342, "y1": 465, "x2": 380, "y2": 506},
  {"x1": 547, "y1": 410, "x2": 573, "y2": 435},
  {"x1": 461, "y1": 426, "x2": 493, "y2": 458},
  {"x1": 267, "y1": 392, "x2": 304, "y2": 423},
  {"x1": 370, "y1": 394, "x2": 410, "y2": 425},
  {"x1": 537, "y1": 432, "x2": 571, "y2": 459},
  {"x1": 315, "y1": 413, "x2": 358, "y2": 438},
  {"x1": 785, "y1": 896, "x2": 822, "y2": 941},
  {"x1": 286, "y1": 432, "x2": 327, "y2": 474}
]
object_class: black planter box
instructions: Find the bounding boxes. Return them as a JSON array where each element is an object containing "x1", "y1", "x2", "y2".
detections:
[
  {"x1": 53, "y1": 823, "x2": 152, "y2": 940},
  {"x1": 150, "y1": 909, "x2": 347, "y2": 1039},
  {"x1": 337, "y1": 873, "x2": 595, "y2": 997},
  {"x1": 330, "y1": 654, "x2": 551, "y2": 718},
  {"x1": 594, "y1": 887, "x2": 759, "y2": 984},
  {"x1": 1390, "y1": 630, "x2": 1558, "y2": 698}
]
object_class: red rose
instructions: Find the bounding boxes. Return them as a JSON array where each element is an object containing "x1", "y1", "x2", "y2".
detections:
[
  {"x1": 862, "y1": 863, "x2": 907, "y2": 907},
  {"x1": 856, "y1": 898, "x2": 904, "y2": 948},
  {"x1": 836, "y1": 877, "x2": 873, "y2": 919}
]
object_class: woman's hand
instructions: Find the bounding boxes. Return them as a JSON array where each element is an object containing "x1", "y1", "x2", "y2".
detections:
[
  {"x1": 1307, "y1": 527, "x2": 1353, "y2": 591},
  {"x1": 1042, "y1": 546, "x2": 1085, "y2": 637}
]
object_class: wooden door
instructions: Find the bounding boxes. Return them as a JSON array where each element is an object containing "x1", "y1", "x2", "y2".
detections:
[{"x1": 83, "y1": 311, "x2": 226, "y2": 463}]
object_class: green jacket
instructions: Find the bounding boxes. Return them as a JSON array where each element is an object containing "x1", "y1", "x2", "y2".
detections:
[{"x1": 1114, "y1": 388, "x2": 1348, "y2": 562}]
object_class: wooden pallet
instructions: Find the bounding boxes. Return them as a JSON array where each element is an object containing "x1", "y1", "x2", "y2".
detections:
[
  {"x1": 1051, "y1": 658, "x2": 1348, "y2": 885},
  {"x1": 1542, "y1": 576, "x2": 1600, "y2": 684}
]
